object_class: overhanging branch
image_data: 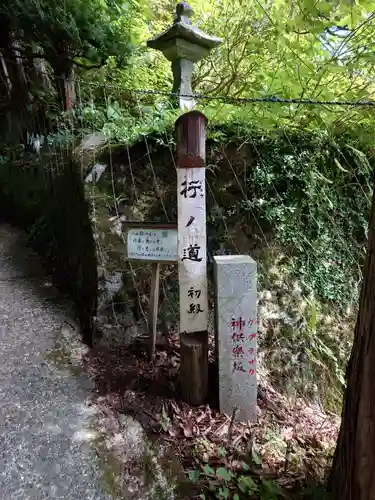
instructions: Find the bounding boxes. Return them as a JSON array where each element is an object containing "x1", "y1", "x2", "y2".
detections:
[
  {"x1": 3, "y1": 46, "x2": 106, "y2": 71},
  {"x1": 73, "y1": 58, "x2": 106, "y2": 70}
]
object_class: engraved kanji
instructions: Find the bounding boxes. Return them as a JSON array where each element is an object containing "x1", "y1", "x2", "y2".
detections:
[
  {"x1": 232, "y1": 345, "x2": 245, "y2": 358},
  {"x1": 188, "y1": 303, "x2": 204, "y2": 314},
  {"x1": 232, "y1": 361, "x2": 246, "y2": 373},
  {"x1": 180, "y1": 180, "x2": 203, "y2": 198},
  {"x1": 181, "y1": 244, "x2": 202, "y2": 262}
]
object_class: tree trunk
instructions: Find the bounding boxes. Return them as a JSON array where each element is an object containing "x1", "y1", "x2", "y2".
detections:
[
  {"x1": 24, "y1": 44, "x2": 53, "y2": 143},
  {"x1": 329, "y1": 178, "x2": 375, "y2": 499},
  {"x1": 28, "y1": 43, "x2": 52, "y2": 91},
  {"x1": 10, "y1": 29, "x2": 27, "y2": 90},
  {"x1": 0, "y1": 21, "x2": 30, "y2": 143},
  {"x1": 53, "y1": 59, "x2": 76, "y2": 111},
  {"x1": 0, "y1": 51, "x2": 12, "y2": 98}
]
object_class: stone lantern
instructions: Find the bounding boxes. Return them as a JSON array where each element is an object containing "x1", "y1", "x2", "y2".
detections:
[{"x1": 147, "y1": 2, "x2": 222, "y2": 110}]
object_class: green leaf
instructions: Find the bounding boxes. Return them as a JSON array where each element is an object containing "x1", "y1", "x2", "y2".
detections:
[
  {"x1": 252, "y1": 450, "x2": 262, "y2": 465},
  {"x1": 334, "y1": 158, "x2": 349, "y2": 173},
  {"x1": 261, "y1": 478, "x2": 286, "y2": 498},
  {"x1": 218, "y1": 447, "x2": 227, "y2": 457},
  {"x1": 216, "y1": 467, "x2": 232, "y2": 482},
  {"x1": 217, "y1": 486, "x2": 230, "y2": 499},
  {"x1": 202, "y1": 464, "x2": 216, "y2": 476},
  {"x1": 238, "y1": 475, "x2": 258, "y2": 494},
  {"x1": 188, "y1": 469, "x2": 200, "y2": 483}
]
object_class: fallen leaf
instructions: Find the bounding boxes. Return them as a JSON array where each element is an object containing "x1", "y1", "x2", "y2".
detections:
[
  {"x1": 196, "y1": 412, "x2": 207, "y2": 424},
  {"x1": 183, "y1": 421, "x2": 194, "y2": 438},
  {"x1": 216, "y1": 423, "x2": 229, "y2": 437},
  {"x1": 170, "y1": 356, "x2": 179, "y2": 367},
  {"x1": 282, "y1": 426, "x2": 294, "y2": 441},
  {"x1": 170, "y1": 400, "x2": 180, "y2": 415}
]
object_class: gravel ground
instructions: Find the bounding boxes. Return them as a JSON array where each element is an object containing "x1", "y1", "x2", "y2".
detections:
[{"x1": 0, "y1": 224, "x2": 113, "y2": 500}]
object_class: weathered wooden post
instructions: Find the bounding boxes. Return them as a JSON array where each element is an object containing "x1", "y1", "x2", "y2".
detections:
[
  {"x1": 147, "y1": 2, "x2": 222, "y2": 404},
  {"x1": 176, "y1": 111, "x2": 209, "y2": 404}
]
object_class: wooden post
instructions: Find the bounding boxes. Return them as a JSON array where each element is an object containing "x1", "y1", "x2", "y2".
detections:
[
  {"x1": 148, "y1": 262, "x2": 160, "y2": 361},
  {"x1": 175, "y1": 110, "x2": 208, "y2": 405},
  {"x1": 180, "y1": 331, "x2": 208, "y2": 405}
]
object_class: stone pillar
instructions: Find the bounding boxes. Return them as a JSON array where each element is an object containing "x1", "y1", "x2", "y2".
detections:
[
  {"x1": 213, "y1": 255, "x2": 257, "y2": 422},
  {"x1": 171, "y1": 59, "x2": 195, "y2": 110}
]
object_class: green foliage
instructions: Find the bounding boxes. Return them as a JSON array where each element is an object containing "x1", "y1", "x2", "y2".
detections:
[
  {"x1": 204, "y1": 128, "x2": 372, "y2": 305},
  {"x1": 73, "y1": 98, "x2": 176, "y2": 143},
  {"x1": 189, "y1": 0, "x2": 375, "y2": 107},
  {"x1": 187, "y1": 447, "x2": 335, "y2": 499},
  {"x1": 3, "y1": 0, "x2": 375, "y2": 133},
  {"x1": 188, "y1": 454, "x2": 288, "y2": 499},
  {"x1": 204, "y1": 126, "x2": 371, "y2": 410},
  {"x1": 75, "y1": 0, "x2": 375, "y2": 132},
  {"x1": 1, "y1": 0, "x2": 134, "y2": 68},
  {"x1": 247, "y1": 133, "x2": 371, "y2": 303}
]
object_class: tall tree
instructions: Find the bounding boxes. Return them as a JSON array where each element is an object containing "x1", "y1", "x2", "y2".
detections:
[
  {"x1": 328, "y1": 174, "x2": 375, "y2": 499},
  {"x1": 0, "y1": 15, "x2": 31, "y2": 143},
  {"x1": 0, "y1": 0, "x2": 133, "y2": 110}
]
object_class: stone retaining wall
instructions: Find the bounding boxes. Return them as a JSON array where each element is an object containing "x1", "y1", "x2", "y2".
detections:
[{"x1": 0, "y1": 154, "x2": 98, "y2": 345}]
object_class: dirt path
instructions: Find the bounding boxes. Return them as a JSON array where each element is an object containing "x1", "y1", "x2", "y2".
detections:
[{"x1": 0, "y1": 224, "x2": 116, "y2": 499}]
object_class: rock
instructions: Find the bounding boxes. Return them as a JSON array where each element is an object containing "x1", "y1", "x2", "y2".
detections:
[
  {"x1": 73, "y1": 132, "x2": 107, "y2": 170},
  {"x1": 259, "y1": 290, "x2": 273, "y2": 301},
  {"x1": 85, "y1": 163, "x2": 107, "y2": 183}
]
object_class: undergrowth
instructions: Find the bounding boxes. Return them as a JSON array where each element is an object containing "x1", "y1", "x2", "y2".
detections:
[
  {"x1": 189, "y1": 457, "x2": 286, "y2": 500},
  {"x1": 255, "y1": 252, "x2": 355, "y2": 413},
  {"x1": 187, "y1": 446, "x2": 333, "y2": 499}
]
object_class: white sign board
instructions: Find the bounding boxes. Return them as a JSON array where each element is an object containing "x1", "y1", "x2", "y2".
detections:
[{"x1": 127, "y1": 228, "x2": 178, "y2": 262}]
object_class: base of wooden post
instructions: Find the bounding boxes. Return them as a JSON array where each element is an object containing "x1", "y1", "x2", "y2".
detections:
[
  {"x1": 148, "y1": 262, "x2": 160, "y2": 361},
  {"x1": 180, "y1": 331, "x2": 208, "y2": 405}
]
